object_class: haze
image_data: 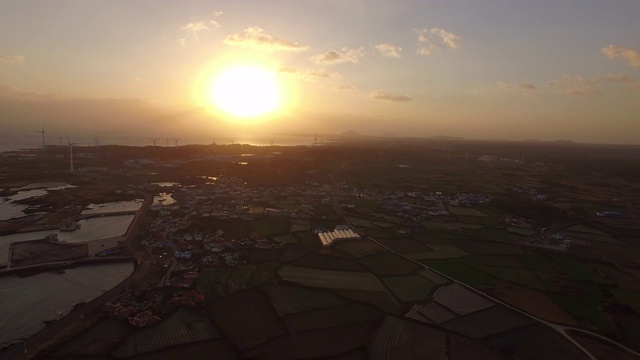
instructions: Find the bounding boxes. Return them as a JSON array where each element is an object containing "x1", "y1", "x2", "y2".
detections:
[{"x1": 1, "y1": 0, "x2": 639, "y2": 144}]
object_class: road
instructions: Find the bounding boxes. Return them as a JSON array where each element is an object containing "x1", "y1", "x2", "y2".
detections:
[
  {"x1": 0, "y1": 193, "x2": 154, "y2": 360},
  {"x1": 328, "y1": 172, "x2": 640, "y2": 360}
]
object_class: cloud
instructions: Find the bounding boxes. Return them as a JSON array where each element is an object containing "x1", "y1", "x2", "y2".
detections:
[
  {"x1": 370, "y1": 90, "x2": 413, "y2": 102},
  {"x1": 209, "y1": 20, "x2": 220, "y2": 29},
  {"x1": 177, "y1": 38, "x2": 187, "y2": 46},
  {"x1": 180, "y1": 21, "x2": 210, "y2": 40},
  {"x1": 414, "y1": 28, "x2": 461, "y2": 55},
  {"x1": 498, "y1": 81, "x2": 537, "y2": 90},
  {"x1": 278, "y1": 66, "x2": 298, "y2": 74},
  {"x1": 375, "y1": 43, "x2": 401, "y2": 58},
  {"x1": 213, "y1": 10, "x2": 223, "y2": 16},
  {"x1": 305, "y1": 69, "x2": 341, "y2": 80},
  {"x1": 224, "y1": 27, "x2": 309, "y2": 52},
  {"x1": 310, "y1": 47, "x2": 364, "y2": 64},
  {"x1": 430, "y1": 28, "x2": 462, "y2": 48},
  {"x1": 599, "y1": 73, "x2": 636, "y2": 83},
  {"x1": 335, "y1": 84, "x2": 357, "y2": 91},
  {"x1": 277, "y1": 67, "x2": 340, "y2": 80},
  {"x1": 550, "y1": 75, "x2": 601, "y2": 96},
  {"x1": 601, "y1": 45, "x2": 640, "y2": 67},
  {"x1": 1, "y1": 55, "x2": 25, "y2": 63}
]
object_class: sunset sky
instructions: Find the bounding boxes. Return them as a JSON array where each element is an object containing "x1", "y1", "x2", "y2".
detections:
[{"x1": 1, "y1": 0, "x2": 639, "y2": 145}]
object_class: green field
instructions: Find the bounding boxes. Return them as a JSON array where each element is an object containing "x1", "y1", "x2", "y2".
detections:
[
  {"x1": 282, "y1": 302, "x2": 382, "y2": 332},
  {"x1": 229, "y1": 263, "x2": 257, "y2": 294},
  {"x1": 197, "y1": 267, "x2": 234, "y2": 297},
  {"x1": 278, "y1": 265, "x2": 388, "y2": 291},
  {"x1": 448, "y1": 206, "x2": 488, "y2": 217},
  {"x1": 381, "y1": 274, "x2": 436, "y2": 302},
  {"x1": 404, "y1": 243, "x2": 467, "y2": 260},
  {"x1": 248, "y1": 261, "x2": 282, "y2": 287},
  {"x1": 358, "y1": 252, "x2": 423, "y2": 276},
  {"x1": 264, "y1": 285, "x2": 346, "y2": 316}
]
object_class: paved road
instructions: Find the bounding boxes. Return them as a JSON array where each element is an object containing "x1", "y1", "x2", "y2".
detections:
[
  {"x1": 328, "y1": 172, "x2": 640, "y2": 360},
  {"x1": 0, "y1": 193, "x2": 154, "y2": 360}
]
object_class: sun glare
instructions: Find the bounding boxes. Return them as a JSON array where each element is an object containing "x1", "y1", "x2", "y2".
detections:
[{"x1": 209, "y1": 66, "x2": 282, "y2": 118}]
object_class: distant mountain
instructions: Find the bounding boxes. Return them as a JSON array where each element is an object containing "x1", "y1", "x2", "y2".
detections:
[{"x1": 341, "y1": 130, "x2": 361, "y2": 137}]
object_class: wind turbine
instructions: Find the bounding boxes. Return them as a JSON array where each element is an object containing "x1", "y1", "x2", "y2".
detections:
[
  {"x1": 66, "y1": 134, "x2": 77, "y2": 173},
  {"x1": 447, "y1": 139, "x2": 455, "y2": 163},
  {"x1": 150, "y1": 138, "x2": 159, "y2": 150},
  {"x1": 173, "y1": 138, "x2": 180, "y2": 147},
  {"x1": 313, "y1": 133, "x2": 318, "y2": 147},
  {"x1": 94, "y1": 137, "x2": 100, "y2": 147},
  {"x1": 270, "y1": 140, "x2": 274, "y2": 147},
  {"x1": 36, "y1": 125, "x2": 46, "y2": 151}
]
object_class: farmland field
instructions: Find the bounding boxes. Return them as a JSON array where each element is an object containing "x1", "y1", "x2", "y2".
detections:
[
  {"x1": 273, "y1": 233, "x2": 299, "y2": 244},
  {"x1": 263, "y1": 285, "x2": 346, "y2": 316},
  {"x1": 112, "y1": 308, "x2": 220, "y2": 358},
  {"x1": 450, "y1": 239, "x2": 524, "y2": 255},
  {"x1": 369, "y1": 316, "x2": 447, "y2": 360},
  {"x1": 282, "y1": 302, "x2": 382, "y2": 332},
  {"x1": 245, "y1": 321, "x2": 379, "y2": 360},
  {"x1": 550, "y1": 293, "x2": 614, "y2": 333},
  {"x1": 569, "y1": 331, "x2": 640, "y2": 360},
  {"x1": 358, "y1": 252, "x2": 423, "y2": 276},
  {"x1": 334, "y1": 239, "x2": 388, "y2": 258},
  {"x1": 417, "y1": 269, "x2": 449, "y2": 285},
  {"x1": 124, "y1": 339, "x2": 236, "y2": 360},
  {"x1": 404, "y1": 243, "x2": 467, "y2": 260},
  {"x1": 53, "y1": 319, "x2": 129, "y2": 357},
  {"x1": 441, "y1": 306, "x2": 534, "y2": 338},
  {"x1": 425, "y1": 259, "x2": 499, "y2": 289},
  {"x1": 449, "y1": 334, "x2": 502, "y2": 360},
  {"x1": 197, "y1": 267, "x2": 234, "y2": 297},
  {"x1": 448, "y1": 206, "x2": 488, "y2": 217},
  {"x1": 247, "y1": 261, "x2": 281, "y2": 288},
  {"x1": 375, "y1": 238, "x2": 432, "y2": 253},
  {"x1": 293, "y1": 251, "x2": 367, "y2": 271},
  {"x1": 490, "y1": 282, "x2": 578, "y2": 325},
  {"x1": 433, "y1": 282, "x2": 495, "y2": 315},
  {"x1": 488, "y1": 324, "x2": 590, "y2": 360},
  {"x1": 228, "y1": 263, "x2": 257, "y2": 294},
  {"x1": 334, "y1": 289, "x2": 403, "y2": 314},
  {"x1": 381, "y1": 274, "x2": 436, "y2": 303},
  {"x1": 208, "y1": 289, "x2": 287, "y2": 350},
  {"x1": 278, "y1": 265, "x2": 387, "y2": 291}
]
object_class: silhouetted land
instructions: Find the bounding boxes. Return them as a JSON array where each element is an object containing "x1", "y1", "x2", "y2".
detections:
[{"x1": 1, "y1": 138, "x2": 640, "y2": 359}]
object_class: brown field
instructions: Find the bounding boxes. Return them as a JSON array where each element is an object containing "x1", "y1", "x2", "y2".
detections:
[
  {"x1": 490, "y1": 282, "x2": 579, "y2": 326},
  {"x1": 334, "y1": 239, "x2": 388, "y2": 258},
  {"x1": 245, "y1": 321, "x2": 379, "y2": 360},
  {"x1": 208, "y1": 289, "x2": 288, "y2": 350},
  {"x1": 11, "y1": 240, "x2": 88, "y2": 266}
]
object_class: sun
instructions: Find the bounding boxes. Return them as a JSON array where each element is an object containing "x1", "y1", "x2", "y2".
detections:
[{"x1": 209, "y1": 66, "x2": 282, "y2": 118}]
